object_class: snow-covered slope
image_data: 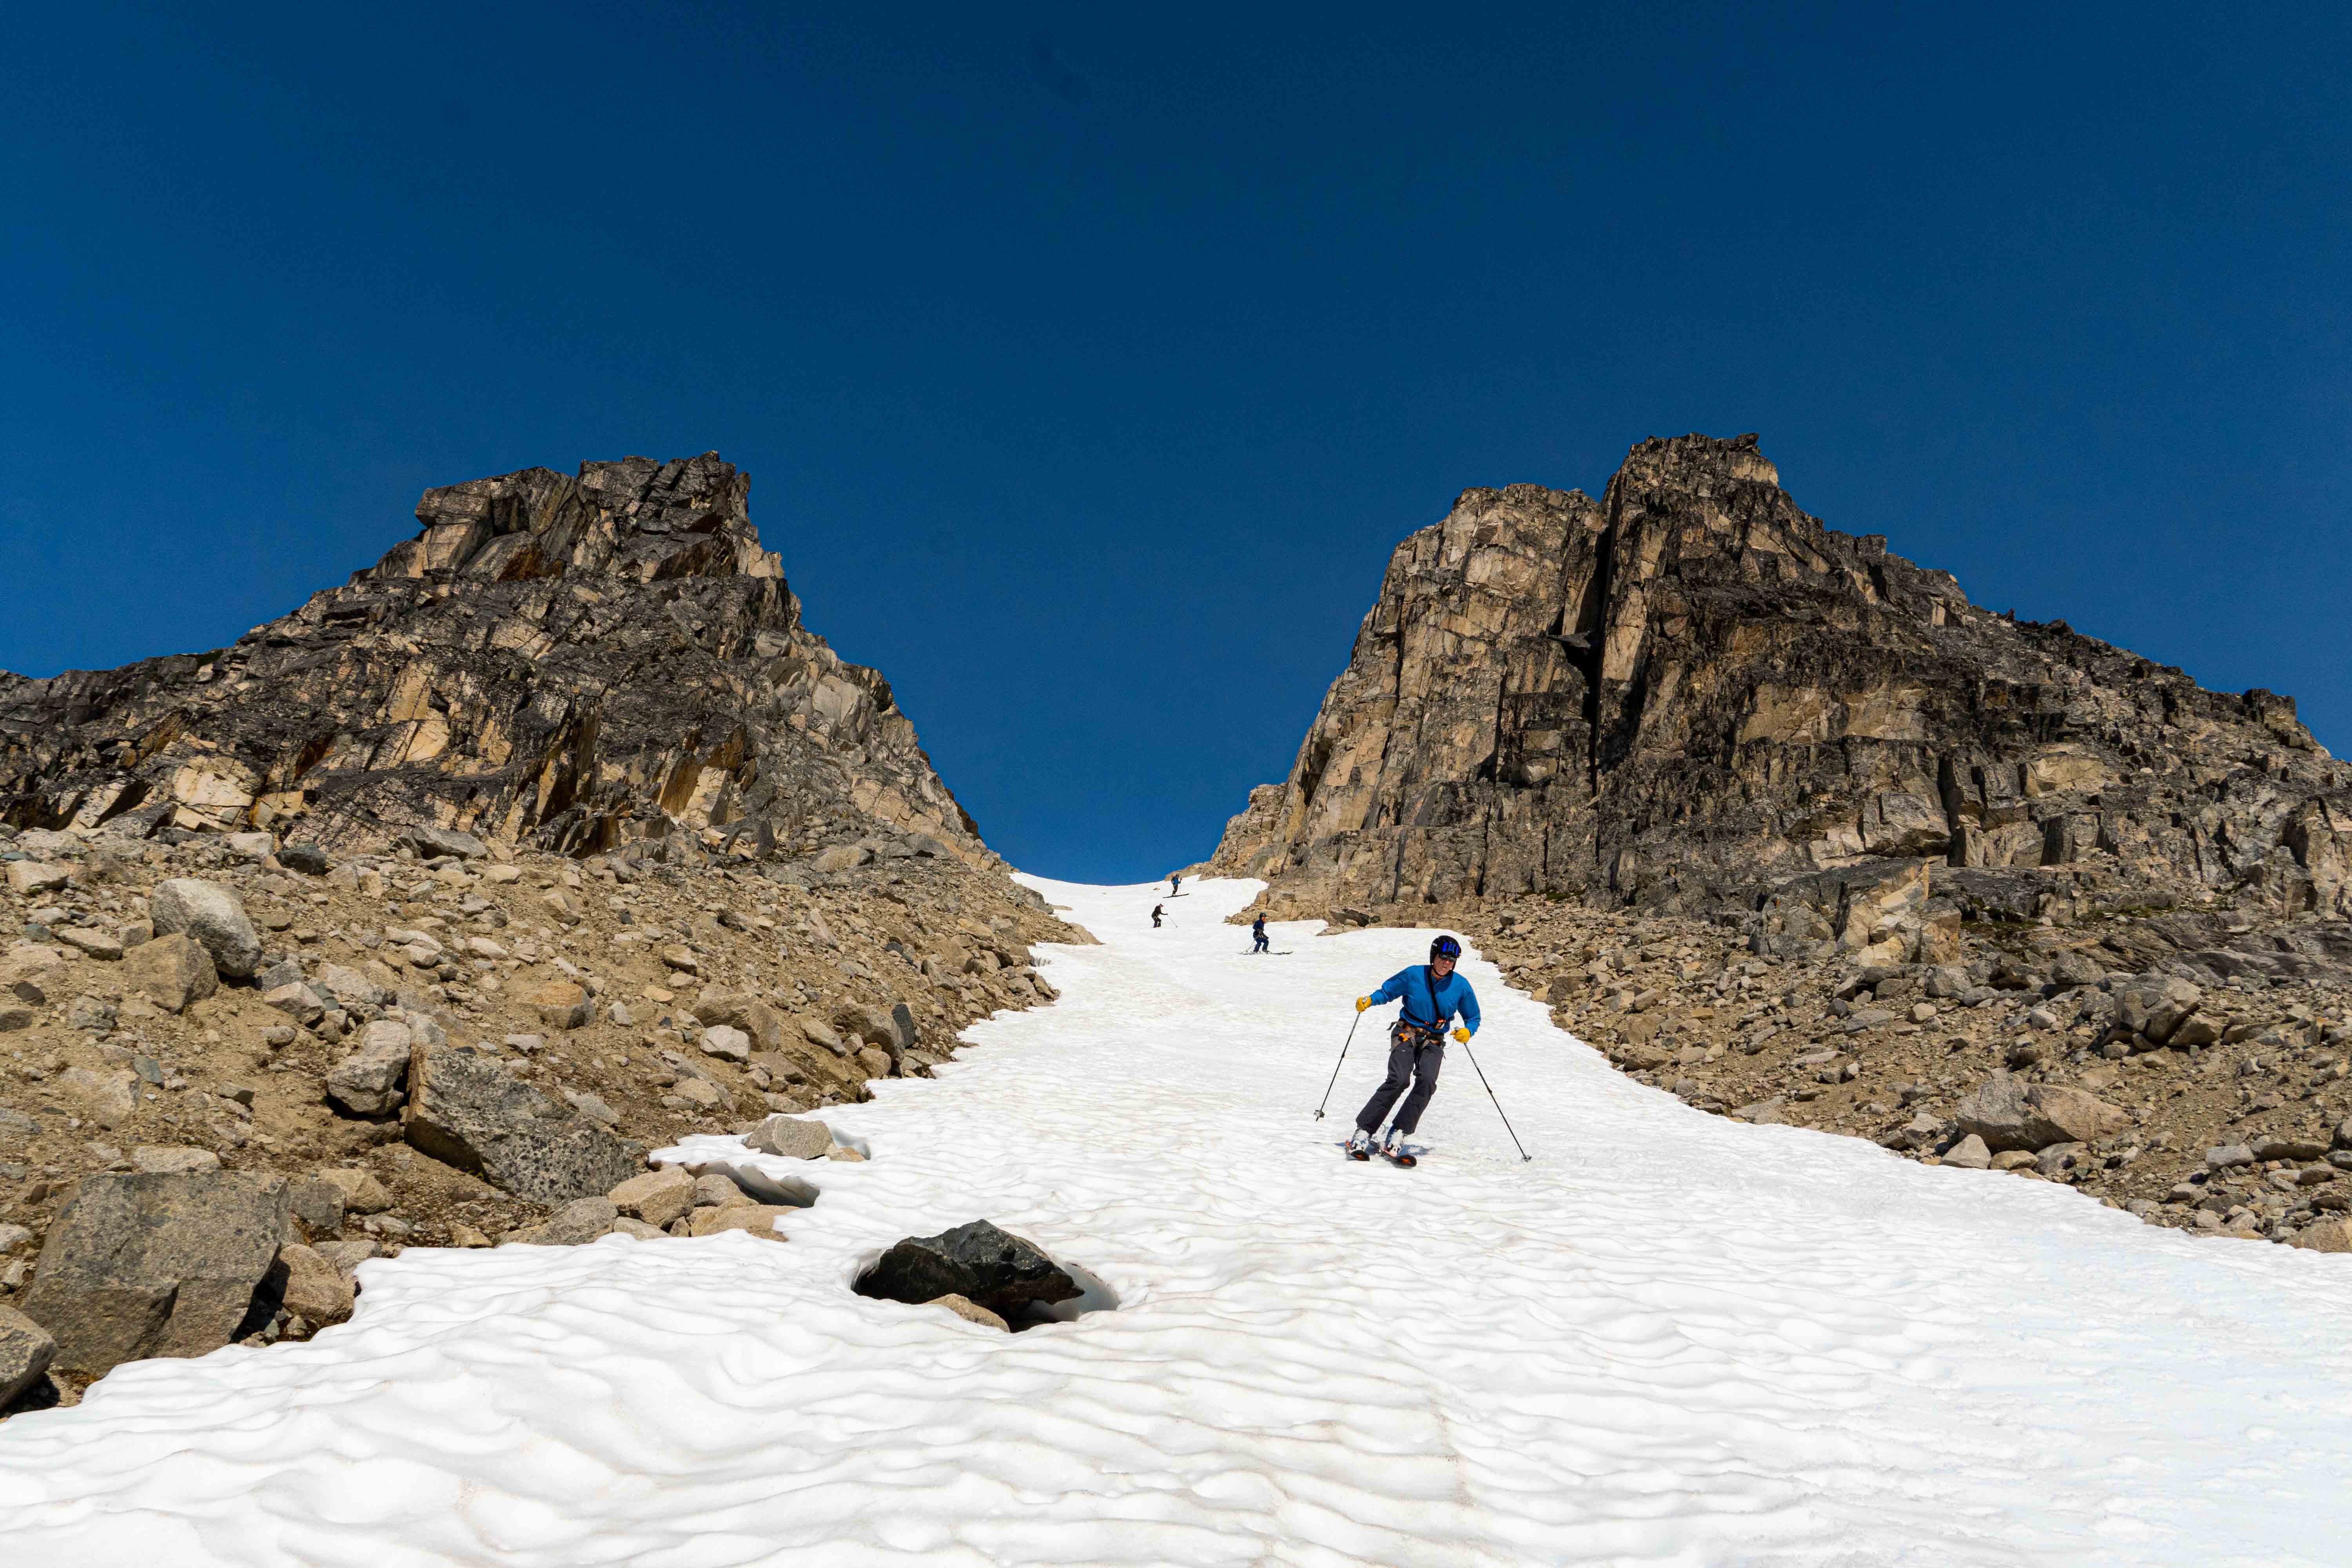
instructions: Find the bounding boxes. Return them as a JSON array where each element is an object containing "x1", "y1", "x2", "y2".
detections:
[{"x1": 5, "y1": 876, "x2": 2352, "y2": 1565}]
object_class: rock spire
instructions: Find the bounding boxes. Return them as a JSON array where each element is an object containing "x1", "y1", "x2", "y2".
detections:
[{"x1": 1210, "y1": 433, "x2": 2351, "y2": 933}]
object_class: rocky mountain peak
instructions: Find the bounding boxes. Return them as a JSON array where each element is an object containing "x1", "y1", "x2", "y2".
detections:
[
  {"x1": 380, "y1": 452, "x2": 777, "y2": 588},
  {"x1": 1210, "y1": 432, "x2": 2350, "y2": 941},
  {"x1": 1, "y1": 455, "x2": 982, "y2": 868},
  {"x1": 1616, "y1": 429, "x2": 1782, "y2": 492}
]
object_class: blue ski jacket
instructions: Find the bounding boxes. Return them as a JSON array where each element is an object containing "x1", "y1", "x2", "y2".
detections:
[{"x1": 1370, "y1": 965, "x2": 1480, "y2": 1036}]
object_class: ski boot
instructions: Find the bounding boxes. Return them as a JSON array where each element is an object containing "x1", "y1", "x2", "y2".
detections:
[{"x1": 1346, "y1": 1128, "x2": 1374, "y2": 1161}]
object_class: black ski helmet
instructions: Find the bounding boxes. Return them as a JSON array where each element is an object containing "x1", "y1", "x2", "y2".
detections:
[{"x1": 1430, "y1": 935, "x2": 1462, "y2": 961}]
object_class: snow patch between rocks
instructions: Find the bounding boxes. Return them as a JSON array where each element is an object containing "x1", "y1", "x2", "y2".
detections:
[{"x1": 1, "y1": 875, "x2": 2350, "y2": 1564}]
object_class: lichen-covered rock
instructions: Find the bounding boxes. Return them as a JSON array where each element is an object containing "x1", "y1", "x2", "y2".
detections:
[
  {"x1": 403, "y1": 1044, "x2": 640, "y2": 1203},
  {"x1": 18, "y1": 1172, "x2": 289, "y2": 1379},
  {"x1": 1209, "y1": 433, "x2": 2351, "y2": 927}
]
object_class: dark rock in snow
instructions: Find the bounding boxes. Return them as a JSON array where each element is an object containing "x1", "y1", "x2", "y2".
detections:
[
  {"x1": 1208, "y1": 432, "x2": 2352, "y2": 932},
  {"x1": 855, "y1": 1220, "x2": 1081, "y2": 1319}
]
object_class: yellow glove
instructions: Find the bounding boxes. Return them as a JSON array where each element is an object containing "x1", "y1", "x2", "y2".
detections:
[
  {"x1": 1356, "y1": 996, "x2": 1372, "y2": 1013},
  {"x1": 1451, "y1": 1027, "x2": 1470, "y2": 1044}
]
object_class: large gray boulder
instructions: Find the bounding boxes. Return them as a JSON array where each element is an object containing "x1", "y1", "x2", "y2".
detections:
[
  {"x1": 148, "y1": 879, "x2": 262, "y2": 980},
  {"x1": 1955, "y1": 1072, "x2": 2130, "y2": 1153},
  {"x1": 19, "y1": 1172, "x2": 289, "y2": 1378},
  {"x1": 403, "y1": 1044, "x2": 639, "y2": 1203}
]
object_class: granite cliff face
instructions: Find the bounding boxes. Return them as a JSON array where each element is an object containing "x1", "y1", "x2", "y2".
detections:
[
  {"x1": 1211, "y1": 434, "x2": 2352, "y2": 945},
  {"x1": 0, "y1": 454, "x2": 982, "y2": 866}
]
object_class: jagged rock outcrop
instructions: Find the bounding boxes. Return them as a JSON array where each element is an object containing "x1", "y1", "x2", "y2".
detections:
[
  {"x1": 1211, "y1": 434, "x2": 2352, "y2": 935},
  {"x1": 0, "y1": 454, "x2": 982, "y2": 864}
]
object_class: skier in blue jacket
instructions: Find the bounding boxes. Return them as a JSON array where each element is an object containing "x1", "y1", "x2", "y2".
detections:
[{"x1": 1348, "y1": 935, "x2": 1479, "y2": 1165}]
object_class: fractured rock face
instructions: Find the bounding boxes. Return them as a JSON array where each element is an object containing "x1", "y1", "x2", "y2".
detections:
[
  {"x1": 402, "y1": 1044, "x2": 641, "y2": 1204},
  {"x1": 1, "y1": 454, "x2": 986, "y2": 867},
  {"x1": 1210, "y1": 433, "x2": 2350, "y2": 926}
]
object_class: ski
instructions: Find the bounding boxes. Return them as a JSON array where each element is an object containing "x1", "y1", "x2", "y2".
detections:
[{"x1": 1382, "y1": 1146, "x2": 1418, "y2": 1168}]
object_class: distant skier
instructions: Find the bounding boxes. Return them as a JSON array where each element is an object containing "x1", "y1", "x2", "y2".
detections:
[
  {"x1": 1251, "y1": 914, "x2": 1270, "y2": 953},
  {"x1": 1170, "y1": 873, "x2": 1181, "y2": 896},
  {"x1": 1348, "y1": 935, "x2": 1479, "y2": 1166},
  {"x1": 1151, "y1": 903, "x2": 1165, "y2": 928}
]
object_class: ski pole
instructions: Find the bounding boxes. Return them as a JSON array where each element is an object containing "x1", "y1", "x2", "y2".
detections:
[
  {"x1": 1312, "y1": 1011, "x2": 1364, "y2": 1120},
  {"x1": 1457, "y1": 1035, "x2": 1532, "y2": 1161}
]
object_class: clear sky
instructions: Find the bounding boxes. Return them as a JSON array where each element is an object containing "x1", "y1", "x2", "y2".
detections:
[{"x1": 4, "y1": 4, "x2": 2347, "y2": 882}]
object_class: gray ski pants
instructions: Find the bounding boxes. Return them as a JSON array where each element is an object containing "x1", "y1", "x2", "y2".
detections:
[{"x1": 1356, "y1": 1024, "x2": 1445, "y2": 1136}]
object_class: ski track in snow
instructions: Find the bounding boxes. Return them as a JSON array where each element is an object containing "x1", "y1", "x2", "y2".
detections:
[{"x1": 5, "y1": 875, "x2": 2352, "y2": 1565}]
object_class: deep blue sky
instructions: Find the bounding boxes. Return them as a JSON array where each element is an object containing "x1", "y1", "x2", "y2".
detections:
[{"x1": 4, "y1": 5, "x2": 2347, "y2": 881}]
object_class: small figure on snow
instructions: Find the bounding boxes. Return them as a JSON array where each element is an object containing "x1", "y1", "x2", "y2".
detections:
[
  {"x1": 1347, "y1": 935, "x2": 1479, "y2": 1166},
  {"x1": 1151, "y1": 903, "x2": 1165, "y2": 928},
  {"x1": 1170, "y1": 873, "x2": 1182, "y2": 897},
  {"x1": 1251, "y1": 913, "x2": 1270, "y2": 953}
]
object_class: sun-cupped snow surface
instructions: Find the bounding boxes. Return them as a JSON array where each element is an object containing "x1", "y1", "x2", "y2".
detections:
[{"x1": 7, "y1": 877, "x2": 2352, "y2": 1566}]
